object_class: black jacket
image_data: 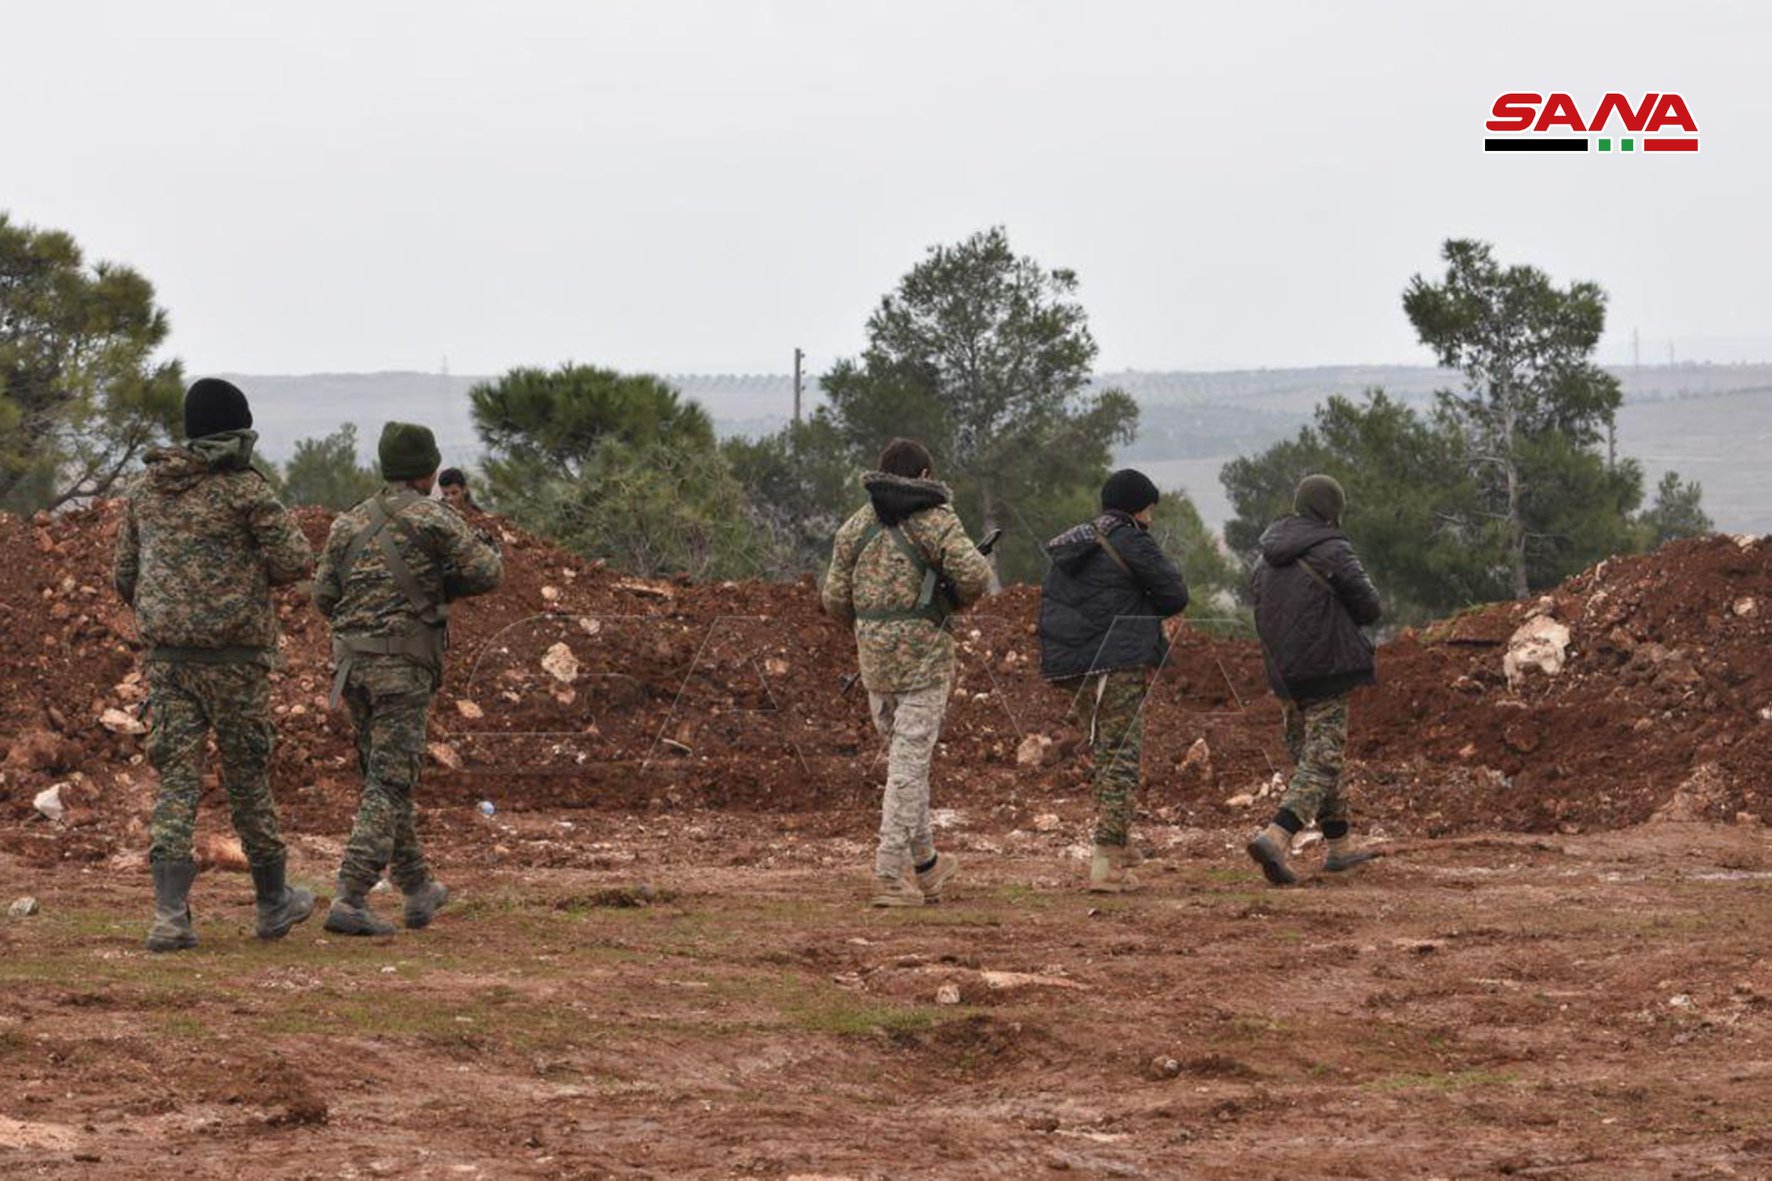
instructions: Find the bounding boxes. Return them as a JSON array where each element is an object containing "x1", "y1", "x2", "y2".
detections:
[
  {"x1": 1038, "y1": 511, "x2": 1190, "y2": 679},
  {"x1": 1252, "y1": 515, "x2": 1382, "y2": 701}
]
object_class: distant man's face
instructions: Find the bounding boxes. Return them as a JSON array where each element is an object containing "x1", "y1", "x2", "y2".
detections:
[{"x1": 440, "y1": 483, "x2": 467, "y2": 506}]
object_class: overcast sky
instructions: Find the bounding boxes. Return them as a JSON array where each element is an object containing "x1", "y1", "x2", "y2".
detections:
[{"x1": 6, "y1": 0, "x2": 1767, "y2": 376}]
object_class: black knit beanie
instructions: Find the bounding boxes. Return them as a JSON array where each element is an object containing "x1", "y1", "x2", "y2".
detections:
[
  {"x1": 378, "y1": 422, "x2": 442, "y2": 481},
  {"x1": 1100, "y1": 469, "x2": 1161, "y2": 515},
  {"x1": 183, "y1": 378, "x2": 253, "y2": 440},
  {"x1": 1294, "y1": 474, "x2": 1347, "y2": 526}
]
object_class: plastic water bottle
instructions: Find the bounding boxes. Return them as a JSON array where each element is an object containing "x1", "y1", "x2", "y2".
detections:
[{"x1": 477, "y1": 800, "x2": 497, "y2": 817}]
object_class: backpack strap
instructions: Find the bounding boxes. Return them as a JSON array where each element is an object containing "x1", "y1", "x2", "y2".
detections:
[{"x1": 327, "y1": 491, "x2": 449, "y2": 708}]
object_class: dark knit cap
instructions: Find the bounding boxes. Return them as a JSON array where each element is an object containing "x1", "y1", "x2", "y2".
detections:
[
  {"x1": 378, "y1": 421, "x2": 442, "y2": 481},
  {"x1": 1100, "y1": 469, "x2": 1161, "y2": 515},
  {"x1": 183, "y1": 378, "x2": 253, "y2": 440},
  {"x1": 1294, "y1": 474, "x2": 1347, "y2": 526}
]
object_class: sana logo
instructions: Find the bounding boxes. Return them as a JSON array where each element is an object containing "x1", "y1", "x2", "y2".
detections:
[{"x1": 1485, "y1": 92, "x2": 1698, "y2": 153}]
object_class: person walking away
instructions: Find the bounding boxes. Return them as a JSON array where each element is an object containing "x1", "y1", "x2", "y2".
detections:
[
  {"x1": 1246, "y1": 474, "x2": 1383, "y2": 885},
  {"x1": 822, "y1": 438, "x2": 993, "y2": 907},
  {"x1": 314, "y1": 422, "x2": 503, "y2": 935},
  {"x1": 114, "y1": 378, "x2": 317, "y2": 952},
  {"x1": 1038, "y1": 470, "x2": 1189, "y2": 892}
]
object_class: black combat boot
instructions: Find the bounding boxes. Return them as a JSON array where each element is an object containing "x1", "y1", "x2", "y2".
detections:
[
  {"x1": 250, "y1": 855, "x2": 317, "y2": 939},
  {"x1": 402, "y1": 879, "x2": 450, "y2": 930},
  {"x1": 323, "y1": 886, "x2": 396, "y2": 937},
  {"x1": 145, "y1": 858, "x2": 199, "y2": 953}
]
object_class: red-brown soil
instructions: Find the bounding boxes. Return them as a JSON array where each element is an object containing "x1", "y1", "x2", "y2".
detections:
[
  {"x1": 1, "y1": 819, "x2": 1768, "y2": 1177},
  {"x1": 1, "y1": 506, "x2": 1769, "y2": 1176},
  {"x1": 2, "y1": 505, "x2": 1767, "y2": 861}
]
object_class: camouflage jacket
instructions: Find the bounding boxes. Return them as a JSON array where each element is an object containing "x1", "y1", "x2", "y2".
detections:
[
  {"x1": 314, "y1": 485, "x2": 504, "y2": 639},
  {"x1": 113, "y1": 431, "x2": 312, "y2": 656},
  {"x1": 822, "y1": 472, "x2": 993, "y2": 693}
]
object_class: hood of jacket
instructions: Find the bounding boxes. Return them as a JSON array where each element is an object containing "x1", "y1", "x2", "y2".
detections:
[
  {"x1": 143, "y1": 430, "x2": 260, "y2": 492},
  {"x1": 1258, "y1": 513, "x2": 1344, "y2": 566},
  {"x1": 862, "y1": 470, "x2": 951, "y2": 526},
  {"x1": 1045, "y1": 510, "x2": 1141, "y2": 574}
]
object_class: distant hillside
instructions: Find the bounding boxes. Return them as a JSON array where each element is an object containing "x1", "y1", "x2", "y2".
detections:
[{"x1": 225, "y1": 364, "x2": 1772, "y2": 537}]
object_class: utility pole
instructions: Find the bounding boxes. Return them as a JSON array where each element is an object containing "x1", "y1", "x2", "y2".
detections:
[
  {"x1": 1631, "y1": 328, "x2": 1640, "y2": 369},
  {"x1": 792, "y1": 347, "x2": 805, "y2": 424}
]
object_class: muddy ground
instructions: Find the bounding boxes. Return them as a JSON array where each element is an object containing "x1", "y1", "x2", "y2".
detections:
[{"x1": 2, "y1": 808, "x2": 1769, "y2": 1179}]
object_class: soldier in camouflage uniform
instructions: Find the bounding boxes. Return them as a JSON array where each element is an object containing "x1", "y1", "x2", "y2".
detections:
[
  {"x1": 1037, "y1": 470, "x2": 1190, "y2": 892},
  {"x1": 113, "y1": 378, "x2": 317, "y2": 952},
  {"x1": 314, "y1": 422, "x2": 503, "y2": 936},
  {"x1": 1246, "y1": 475, "x2": 1384, "y2": 885},
  {"x1": 823, "y1": 439, "x2": 994, "y2": 907}
]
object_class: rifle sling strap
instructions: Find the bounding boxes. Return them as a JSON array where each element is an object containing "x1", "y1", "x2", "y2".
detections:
[
  {"x1": 852, "y1": 519, "x2": 948, "y2": 625},
  {"x1": 1095, "y1": 528, "x2": 1135, "y2": 579}
]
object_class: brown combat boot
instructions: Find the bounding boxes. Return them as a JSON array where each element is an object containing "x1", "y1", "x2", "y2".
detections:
[
  {"x1": 870, "y1": 873, "x2": 925, "y2": 908},
  {"x1": 1323, "y1": 836, "x2": 1380, "y2": 873},
  {"x1": 915, "y1": 853, "x2": 959, "y2": 903},
  {"x1": 1245, "y1": 823, "x2": 1298, "y2": 886},
  {"x1": 1088, "y1": 845, "x2": 1138, "y2": 893}
]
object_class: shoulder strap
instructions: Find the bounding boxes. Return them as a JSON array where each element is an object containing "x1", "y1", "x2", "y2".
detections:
[
  {"x1": 1296, "y1": 555, "x2": 1335, "y2": 594},
  {"x1": 853, "y1": 514, "x2": 946, "y2": 624},
  {"x1": 1094, "y1": 527, "x2": 1135, "y2": 579},
  {"x1": 339, "y1": 493, "x2": 445, "y2": 624},
  {"x1": 335, "y1": 503, "x2": 392, "y2": 590}
]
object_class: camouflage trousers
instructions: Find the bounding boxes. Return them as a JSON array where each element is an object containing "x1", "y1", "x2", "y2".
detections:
[
  {"x1": 1060, "y1": 670, "x2": 1148, "y2": 848},
  {"x1": 145, "y1": 659, "x2": 285, "y2": 866},
  {"x1": 867, "y1": 676, "x2": 951, "y2": 877},
  {"x1": 336, "y1": 656, "x2": 437, "y2": 896},
  {"x1": 1279, "y1": 693, "x2": 1350, "y2": 828}
]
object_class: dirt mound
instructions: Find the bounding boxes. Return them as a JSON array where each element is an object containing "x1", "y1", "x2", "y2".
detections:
[
  {"x1": 0, "y1": 503, "x2": 1766, "y2": 862},
  {"x1": 1354, "y1": 534, "x2": 1772, "y2": 833}
]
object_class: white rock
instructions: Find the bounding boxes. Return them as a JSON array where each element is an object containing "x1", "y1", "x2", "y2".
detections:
[
  {"x1": 1503, "y1": 615, "x2": 1572, "y2": 688},
  {"x1": 1031, "y1": 812, "x2": 1062, "y2": 832},
  {"x1": 99, "y1": 707, "x2": 146, "y2": 735},
  {"x1": 1733, "y1": 597, "x2": 1758, "y2": 619},
  {"x1": 427, "y1": 742, "x2": 464, "y2": 771},
  {"x1": 1015, "y1": 734, "x2": 1053, "y2": 767},
  {"x1": 577, "y1": 617, "x2": 603, "y2": 637},
  {"x1": 541, "y1": 642, "x2": 580, "y2": 684},
  {"x1": 32, "y1": 784, "x2": 65, "y2": 822},
  {"x1": 8, "y1": 897, "x2": 40, "y2": 918},
  {"x1": 540, "y1": 585, "x2": 561, "y2": 603},
  {"x1": 1223, "y1": 793, "x2": 1256, "y2": 809},
  {"x1": 454, "y1": 699, "x2": 485, "y2": 721},
  {"x1": 935, "y1": 983, "x2": 962, "y2": 1005}
]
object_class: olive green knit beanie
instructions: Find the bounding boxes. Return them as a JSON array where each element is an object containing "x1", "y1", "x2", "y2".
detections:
[
  {"x1": 378, "y1": 421, "x2": 442, "y2": 481},
  {"x1": 1293, "y1": 474, "x2": 1347, "y2": 526}
]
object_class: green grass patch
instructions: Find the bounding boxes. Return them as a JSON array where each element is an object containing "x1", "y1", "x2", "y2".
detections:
[{"x1": 1366, "y1": 1069, "x2": 1519, "y2": 1093}]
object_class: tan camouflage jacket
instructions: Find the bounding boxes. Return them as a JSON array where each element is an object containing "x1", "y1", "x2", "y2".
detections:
[
  {"x1": 822, "y1": 472, "x2": 993, "y2": 693},
  {"x1": 314, "y1": 486, "x2": 504, "y2": 638},
  {"x1": 113, "y1": 431, "x2": 312, "y2": 656}
]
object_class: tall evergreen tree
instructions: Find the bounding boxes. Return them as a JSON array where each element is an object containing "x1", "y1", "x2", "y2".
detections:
[
  {"x1": 0, "y1": 213, "x2": 183, "y2": 511},
  {"x1": 1403, "y1": 239, "x2": 1634, "y2": 599},
  {"x1": 819, "y1": 227, "x2": 1139, "y2": 583}
]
